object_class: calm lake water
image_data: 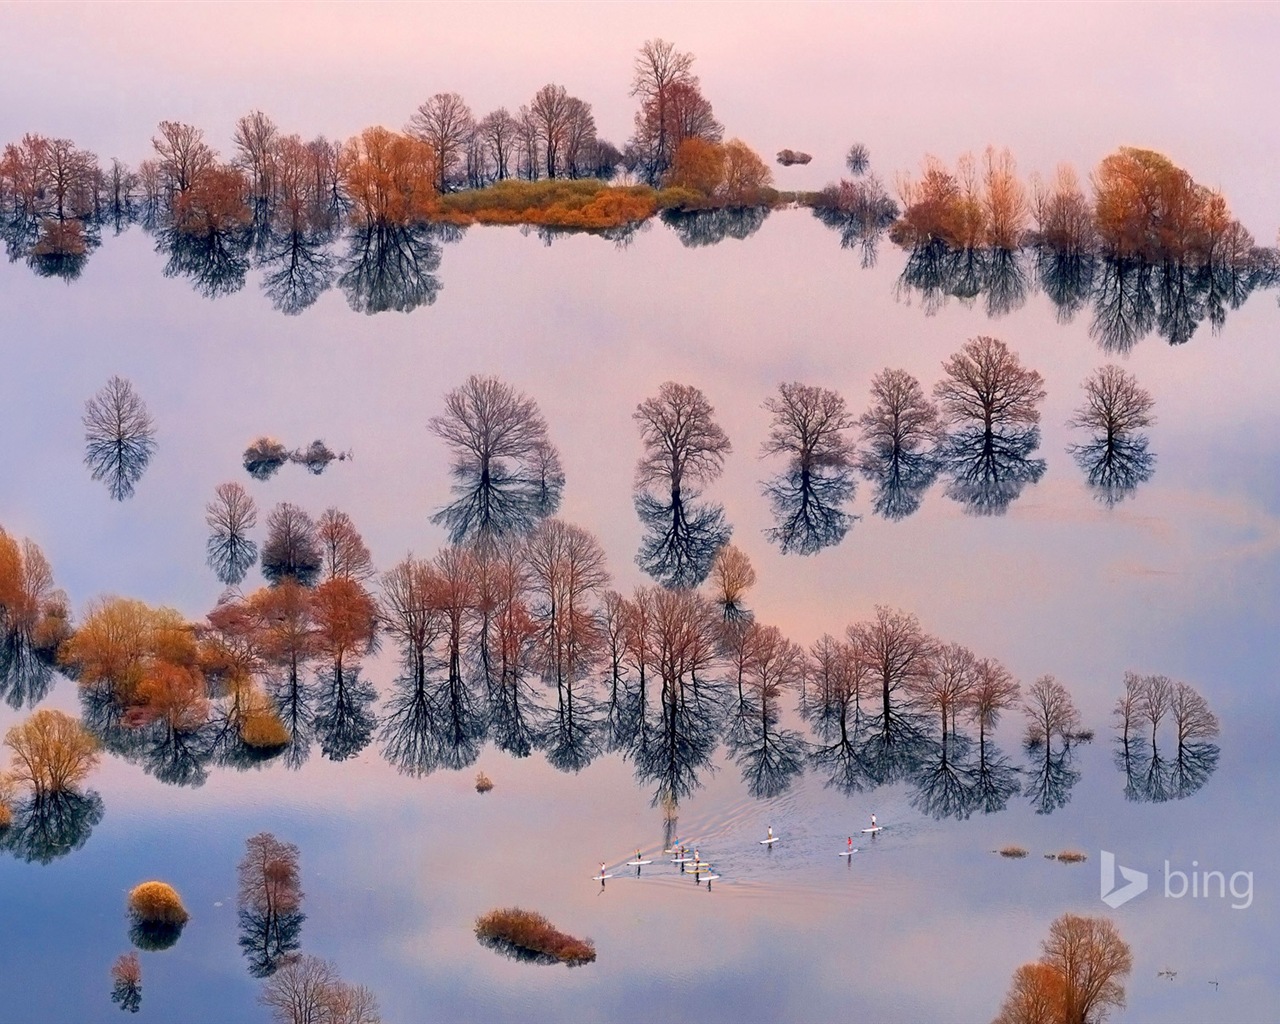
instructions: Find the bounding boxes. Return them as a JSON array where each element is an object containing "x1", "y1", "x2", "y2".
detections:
[{"x1": 3, "y1": 6, "x2": 1280, "y2": 1023}]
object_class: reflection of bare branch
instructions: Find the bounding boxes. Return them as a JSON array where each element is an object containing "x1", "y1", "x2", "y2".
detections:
[
  {"x1": 205, "y1": 482, "x2": 258, "y2": 585},
  {"x1": 82, "y1": 376, "x2": 156, "y2": 501}
]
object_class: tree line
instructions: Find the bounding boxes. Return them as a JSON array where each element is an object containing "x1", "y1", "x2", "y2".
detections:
[{"x1": 813, "y1": 145, "x2": 1276, "y2": 349}]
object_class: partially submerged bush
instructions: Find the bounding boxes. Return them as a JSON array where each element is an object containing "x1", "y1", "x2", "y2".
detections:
[
  {"x1": 128, "y1": 881, "x2": 189, "y2": 951},
  {"x1": 475, "y1": 907, "x2": 595, "y2": 966},
  {"x1": 1055, "y1": 850, "x2": 1088, "y2": 863},
  {"x1": 240, "y1": 689, "x2": 291, "y2": 749},
  {"x1": 475, "y1": 771, "x2": 493, "y2": 794},
  {"x1": 110, "y1": 952, "x2": 142, "y2": 1013},
  {"x1": 243, "y1": 437, "x2": 290, "y2": 480},
  {"x1": 776, "y1": 149, "x2": 812, "y2": 166},
  {"x1": 998, "y1": 846, "x2": 1029, "y2": 859}
]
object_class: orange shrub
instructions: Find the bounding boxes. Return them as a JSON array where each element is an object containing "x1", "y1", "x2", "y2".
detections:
[
  {"x1": 476, "y1": 907, "x2": 595, "y2": 965},
  {"x1": 128, "y1": 881, "x2": 189, "y2": 925}
]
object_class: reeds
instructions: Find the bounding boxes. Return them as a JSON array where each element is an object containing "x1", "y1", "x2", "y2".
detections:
[
  {"x1": 998, "y1": 846, "x2": 1029, "y2": 858},
  {"x1": 474, "y1": 771, "x2": 493, "y2": 794},
  {"x1": 475, "y1": 907, "x2": 595, "y2": 966},
  {"x1": 1054, "y1": 850, "x2": 1088, "y2": 863}
]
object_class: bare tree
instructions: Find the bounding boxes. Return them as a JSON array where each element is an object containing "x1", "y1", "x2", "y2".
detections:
[
  {"x1": 206, "y1": 482, "x2": 258, "y2": 585},
  {"x1": 845, "y1": 142, "x2": 870, "y2": 176},
  {"x1": 428, "y1": 375, "x2": 563, "y2": 545},
  {"x1": 706, "y1": 543, "x2": 756, "y2": 621},
  {"x1": 83, "y1": 375, "x2": 157, "y2": 501},
  {"x1": 910, "y1": 641, "x2": 976, "y2": 745},
  {"x1": 407, "y1": 92, "x2": 476, "y2": 192},
  {"x1": 477, "y1": 108, "x2": 518, "y2": 182},
  {"x1": 936, "y1": 336, "x2": 1046, "y2": 433},
  {"x1": 967, "y1": 657, "x2": 1020, "y2": 762},
  {"x1": 244, "y1": 437, "x2": 290, "y2": 480},
  {"x1": 855, "y1": 368, "x2": 942, "y2": 520},
  {"x1": 261, "y1": 504, "x2": 322, "y2": 588},
  {"x1": 1170, "y1": 681, "x2": 1218, "y2": 751},
  {"x1": 760, "y1": 382, "x2": 858, "y2": 553},
  {"x1": 1022, "y1": 674, "x2": 1081, "y2": 748},
  {"x1": 237, "y1": 832, "x2": 304, "y2": 977},
  {"x1": 233, "y1": 110, "x2": 280, "y2": 201},
  {"x1": 151, "y1": 120, "x2": 215, "y2": 194},
  {"x1": 934, "y1": 336, "x2": 1047, "y2": 515},
  {"x1": 316, "y1": 509, "x2": 373, "y2": 583},
  {"x1": 260, "y1": 954, "x2": 380, "y2": 1024},
  {"x1": 848, "y1": 606, "x2": 935, "y2": 733},
  {"x1": 634, "y1": 382, "x2": 732, "y2": 587},
  {"x1": 1067, "y1": 365, "x2": 1156, "y2": 506},
  {"x1": 628, "y1": 39, "x2": 702, "y2": 183},
  {"x1": 1042, "y1": 913, "x2": 1133, "y2": 1024}
]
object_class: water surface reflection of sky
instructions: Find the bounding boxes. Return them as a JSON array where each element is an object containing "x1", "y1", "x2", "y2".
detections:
[{"x1": 2, "y1": 4, "x2": 1279, "y2": 1022}]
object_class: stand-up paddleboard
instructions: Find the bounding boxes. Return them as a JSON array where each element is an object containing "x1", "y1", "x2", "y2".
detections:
[
  {"x1": 671, "y1": 856, "x2": 695, "y2": 863},
  {"x1": 860, "y1": 826, "x2": 884, "y2": 834},
  {"x1": 592, "y1": 873, "x2": 615, "y2": 881},
  {"x1": 700, "y1": 874, "x2": 721, "y2": 881},
  {"x1": 760, "y1": 836, "x2": 780, "y2": 845},
  {"x1": 839, "y1": 849, "x2": 860, "y2": 856},
  {"x1": 626, "y1": 859, "x2": 653, "y2": 866},
  {"x1": 689, "y1": 863, "x2": 712, "y2": 870}
]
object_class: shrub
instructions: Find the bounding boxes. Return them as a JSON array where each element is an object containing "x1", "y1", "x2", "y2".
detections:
[
  {"x1": 240, "y1": 689, "x2": 291, "y2": 749},
  {"x1": 1056, "y1": 850, "x2": 1088, "y2": 863},
  {"x1": 776, "y1": 149, "x2": 812, "y2": 166},
  {"x1": 128, "y1": 881, "x2": 189, "y2": 925},
  {"x1": 475, "y1": 907, "x2": 595, "y2": 966},
  {"x1": 475, "y1": 771, "x2": 493, "y2": 794},
  {"x1": 999, "y1": 846, "x2": 1029, "y2": 858}
]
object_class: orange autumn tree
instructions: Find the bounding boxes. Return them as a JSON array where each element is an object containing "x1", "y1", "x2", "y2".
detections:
[
  {"x1": 1092, "y1": 146, "x2": 1253, "y2": 264},
  {"x1": 339, "y1": 126, "x2": 437, "y2": 227}
]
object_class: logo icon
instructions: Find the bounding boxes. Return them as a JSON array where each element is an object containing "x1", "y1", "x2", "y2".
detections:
[{"x1": 1100, "y1": 850, "x2": 1148, "y2": 908}]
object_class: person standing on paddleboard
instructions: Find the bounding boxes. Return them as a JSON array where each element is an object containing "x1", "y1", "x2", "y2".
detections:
[
  {"x1": 847, "y1": 836, "x2": 854, "y2": 852},
  {"x1": 871, "y1": 814, "x2": 877, "y2": 830}
]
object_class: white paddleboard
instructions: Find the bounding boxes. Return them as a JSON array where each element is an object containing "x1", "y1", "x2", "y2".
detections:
[
  {"x1": 760, "y1": 837, "x2": 780, "y2": 844},
  {"x1": 626, "y1": 860, "x2": 653, "y2": 866},
  {"x1": 700, "y1": 874, "x2": 720, "y2": 881},
  {"x1": 592, "y1": 873, "x2": 614, "y2": 881},
  {"x1": 671, "y1": 857, "x2": 694, "y2": 863},
  {"x1": 861, "y1": 826, "x2": 883, "y2": 833},
  {"x1": 839, "y1": 849, "x2": 860, "y2": 856}
]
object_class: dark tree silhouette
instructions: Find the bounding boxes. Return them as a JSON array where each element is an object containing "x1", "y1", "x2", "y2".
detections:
[
  {"x1": 206, "y1": 482, "x2": 258, "y2": 585},
  {"x1": 848, "y1": 605, "x2": 935, "y2": 739},
  {"x1": 760, "y1": 382, "x2": 858, "y2": 554},
  {"x1": 660, "y1": 207, "x2": 768, "y2": 248},
  {"x1": 110, "y1": 952, "x2": 142, "y2": 1013},
  {"x1": 261, "y1": 504, "x2": 322, "y2": 588},
  {"x1": 243, "y1": 437, "x2": 289, "y2": 480},
  {"x1": 855, "y1": 368, "x2": 942, "y2": 520},
  {"x1": 633, "y1": 382, "x2": 732, "y2": 587},
  {"x1": 845, "y1": 143, "x2": 870, "y2": 176},
  {"x1": 1067, "y1": 364, "x2": 1156, "y2": 506},
  {"x1": 83, "y1": 376, "x2": 157, "y2": 501},
  {"x1": 1, "y1": 789, "x2": 104, "y2": 864},
  {"x1": 934, "y1": 336, "x2": 1046, "y2": 515},
  {"x1": 429, "y1": 375, "x2": 564, "y2": 545}
]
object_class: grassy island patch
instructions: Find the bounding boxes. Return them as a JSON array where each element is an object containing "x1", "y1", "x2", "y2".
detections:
[{"x1": 475, "y1": 907, "x2": 595, "y2": 966}]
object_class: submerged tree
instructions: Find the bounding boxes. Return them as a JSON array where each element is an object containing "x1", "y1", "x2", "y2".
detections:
[
  {"x1": 706, "y1": 543, "x2": 756, "y2": 622},
  {"x1": 237, "y1": 832, "x2": 305, "y2": 977},
  {"x1": 261, "y1": 504, "x2": 322, "y2": 588},
  {"x1": 1067, "y1": 364, "x2": 1156, "y2": 506},
  {"x1": 243, "y1": 437, "x2": 290, "y2": 480},
  {"x1": 995, "y1": 913, "x2": 1133, "y2": 1024},
  {"x1": 260, "y1": 954, "x2": 381, "y2": 1024},
  {"x1": 933, "y1": 336, "x2": 1046, "y2": 515},
  {"x1": 760, "y1": 382, "x2": 858, "y2": 554},
  {"x1": 110, "y1": 952, "x2": 142, "y2": 1013},
  {"x1": 205, "y1": 482, "x2": 259, "y2": 585},
  {"x1": 633, "y1": 382, "x2": 732, "y2": 587},
  {"x1": 83, "y1": 376, "x2": 157, "y2": 500},
  {"x1": 627, "y1": 39, "x2": 720, "y2": 185},
  {"x1": 429, "y1": 375, "x2": 564, "y2": 546},
  {"x1": 848, "y1": 605, "x2": 935, "y2": 742},
  {"x1": 0, "y1": 528, "x2": 71, "y2": 708},
  {"x1": 855, "y1": 368, "x2": 943, "y2": 520}
]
